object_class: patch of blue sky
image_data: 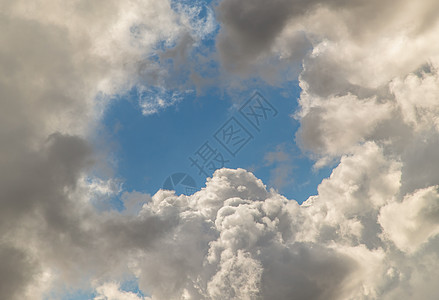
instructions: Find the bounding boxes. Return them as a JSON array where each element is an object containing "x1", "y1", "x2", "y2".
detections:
[
  {"x1": 171, "y1": 0, "x2": 216, "y2": 20},
  {"x1": 96, "y1": 0, "x2": 332, "y2": 211},
  {"x1": 49, "y1": 1, "x2": 333, "y2": 299},
  {"x1": 47, "y1": 278, "x2": 146, "y2": 300},
  {"x1": 120, "y1": 279, "x2": 146, "y2": 297},
  {"x1": 43, "y1": 287, "x2": 95, "y2": 300},
  {"x1": 101, "y1": 82, "x2": 333, "y2": 205}
]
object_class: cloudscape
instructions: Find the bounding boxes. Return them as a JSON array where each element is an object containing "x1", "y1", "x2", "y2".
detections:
[{"x1": 2, "y1": 0, "x2": 439, "y2": 299}]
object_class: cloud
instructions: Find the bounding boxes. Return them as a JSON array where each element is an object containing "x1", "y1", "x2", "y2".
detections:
[
  {"x1": 215, "y1": 0, "x2": 439, "y2": 162},
  {"x1": 1, "y1": 141, "x2": 439, "y2": 300},
  {"x1": 0, "y1": 245, "x2": 40, "y2": 300},
  {"x1": 215, "y1": 0, "x2": 313, "y2": 76},
  {"x1": 379, "y1": 186, "x2": 439, "y2": 253},
  {"x1": 133, "y1": 168, "x2": 362, "y2": 299},
  {"x1": 111, "y1": 163, "x2": 436, "y2": 299},
  {"x1": 0, "y1": 0, "x2": 210, "y2": 298},
  {"x1": 215, "y1": 0, "x2": 439, "y2": 83},
  {"x1": 94, "y1": 282, "x2": 150, "y2": 300},
  {"x1": 296, "y1": 92, "x2": 394, "y2": 156},
  {"x1": 264, "y1": 144, "x2": 295, "y2": 190},
  {"x1": 138, "y1": 86, "x2": 192, "y2": 116},
  {"x1": 216, "y1": 0, "x2": 439, "y2": 179}
]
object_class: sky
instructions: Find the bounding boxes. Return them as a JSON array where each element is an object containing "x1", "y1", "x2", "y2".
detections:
[
  {"x1": 2, "y1": 0, "x2": 439, "y2": 299},
  {"x1": 101, "y1": 84, "x2": 332, "y2": 205}
]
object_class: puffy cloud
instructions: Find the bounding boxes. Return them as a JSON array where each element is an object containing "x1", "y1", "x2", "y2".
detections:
[
  {"x1": 391, "y1": 65, "x2": 439, "y2": 131},
  {"x1": 216, "y1": 0, "x2": 439, "y2": 85},
  {"x1": 1, "y1": 145, "x2": 439, "y2": 299},
  {"x1": 296, "y1": 92, "x2": 394, "y2": 156},
  {"x1": 379, "y1": 186, "x2": 439, "y2": 253},
  {"x1": 207, "y1": 1, "x2": 439, "y2": 297},
  {"x1": 0, "y1": 0, "x2": 211, "y2": 298},
  {"x1": 109, "y1": 160, "x2": 433, "y2": 299},
  {"x1": 134, "y1": 168, "x2": 360, "y2": 299},
  {"x1": 215, "y1": 0, "x2": 439, "y2": 160},
  {"x1": 94, "y1": 282, "x2": 150, "y2": 300},
  {"x1": 176, "y1": 1, "x2": 439, "y2": 295},
  {"x1": 0, "y1": 245, "x2": 40, "y2": 300},
  {"x1": 98, "y1": 164, "x2": 426, "y2": 299}
]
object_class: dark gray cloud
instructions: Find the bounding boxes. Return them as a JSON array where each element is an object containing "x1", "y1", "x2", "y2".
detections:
[
  {"x1": 216, "y1": 0, "x2": 300, "y2": 70},
  {"x1": 260, "y1": 243, "x2": 357, "y2": 300},
  {"x1": 0, "y1": 0, "x2": 201, "y2": 297},
  {"x1": 0, "y1": 245, "x2": 39, "y2": 300}
]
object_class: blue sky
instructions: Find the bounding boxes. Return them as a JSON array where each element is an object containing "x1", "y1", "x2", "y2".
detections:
[
  {"x1": 101, "y1": 84, "x2": 332, "y2": 205},
  {"x1": 69, "y1": 0, "x2": 333, "y2": 297},
  {"x1": 77, "y1": 83, "x2": 334, "y2": 299},
  {"x1": 93, "y1": 0, "x2": 333, "y2": 206},
  {"x1": 80, "y1": 6, "x2": 333, "y2": 293}
]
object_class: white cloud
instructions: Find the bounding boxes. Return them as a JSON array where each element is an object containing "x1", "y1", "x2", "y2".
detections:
[
  {"x1": 379, "y1": 186, "x2": 439, "y2": 253},
  {"x1": 138, "y1": 86, "x2": 193, "y2": 116},
  {"x1": 296, "y1": 91, "x2": 394, "y2": 156},
  {"x1": 391, "y1": 65, "x2": 439, "y2": 131},
  {"x1": 118, "y1": 164, "x2": 436, "y2": 299},
  {"x1": 94, "y1": 282, "x2": 150, "y2": 300},
  {"x1": 0, "y1": 0, "x2": 209, "y2": 298},
  {"x1": 2, "y1": 152, "x2": 439, "y2": 299}
]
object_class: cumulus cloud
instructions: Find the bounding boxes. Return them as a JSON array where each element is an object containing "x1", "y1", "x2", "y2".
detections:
[
  {"x1": 216, "y1": 0, "x2": 439, "y2": 175},
  {"x1": 108, "y1": 165, "x2": 437, "y2": 299},
  {"x1": 296, "y1": 92, "x2": 394, "y2": 157},
  {"x1": 206, "y1": 0, "x2": 439, "y2": 298},
  {"x1": 94, "y1": 282, "x2": 151, "y2": 300},
  {"x1": 215, "y1": 0, "x2": 439, "y2": 160},
  {"x1": 216, "y1": 0, "x2": 439, "y2": 83},
  {"x1": 379, "y1": 186, "x2": 439, "y2": 253},
  {"x1": 0, "y1": 0, "x2": 213, "y2": 298}
]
